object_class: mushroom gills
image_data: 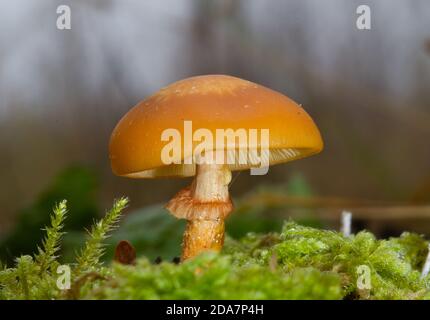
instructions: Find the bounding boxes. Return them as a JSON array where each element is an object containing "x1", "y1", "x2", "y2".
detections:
[{"x1": 125, "y1": 147, "x2": 304, "y2": 178}]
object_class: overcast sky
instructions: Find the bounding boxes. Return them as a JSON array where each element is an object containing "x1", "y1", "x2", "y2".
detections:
[{"x1": 0, "y1": 0, "x2": 429, "y2": 119}]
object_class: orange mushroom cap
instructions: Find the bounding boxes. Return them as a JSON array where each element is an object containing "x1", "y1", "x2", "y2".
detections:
[{"x1": 109, "y1": 74, "x2": 323, "y2": 178}]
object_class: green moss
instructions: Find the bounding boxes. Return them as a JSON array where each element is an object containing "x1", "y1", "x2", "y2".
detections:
[
  {"x1": 0, "y1": 198, "x2": 128, "y2": 300},
  {"x1": 263, "y1": 222, "x2": 429, "y2": 299},
  {"x1": 82, "y1": 254, "x2": 342, "y2": 300},
  {"x1": 1, "y1": 200, "x2": 429, "y2": 300}
]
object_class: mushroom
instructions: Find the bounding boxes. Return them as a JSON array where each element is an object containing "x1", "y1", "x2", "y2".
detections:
[{"x1": 109, "y1": 75, "x2": 323, "y2": 261}]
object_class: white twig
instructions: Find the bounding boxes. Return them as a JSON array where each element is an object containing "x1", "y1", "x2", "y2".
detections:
[
  {"x1": 421, "y1": 244, "x2": 430, "y2": 279},
  {"x1": 341, "y1": 211, "x2": 352, "y2": 237}
]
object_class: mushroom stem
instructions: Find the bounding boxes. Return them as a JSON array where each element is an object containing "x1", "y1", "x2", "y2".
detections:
[
  {"x1": 181, "y1": 219, "x2": 225, "y2": 261},
  {"x1": 166, "y1": 163, "x2": 233, "y2": 261}
]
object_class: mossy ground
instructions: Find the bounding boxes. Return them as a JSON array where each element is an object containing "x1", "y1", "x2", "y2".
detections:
[{"x1": 1, "y1": 199, "x2": 430, "y2": 300}]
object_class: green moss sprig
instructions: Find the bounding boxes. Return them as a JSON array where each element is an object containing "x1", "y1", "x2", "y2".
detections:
[
  {"x1": 0, "y1": 198, "x2": 128, "y2": 300},
  {"x1": 74, "y1": 197, "x2": 128, "y2": 276},
  {"x1": 35, "y1": 200, "x2": 67, "y2": 274}
]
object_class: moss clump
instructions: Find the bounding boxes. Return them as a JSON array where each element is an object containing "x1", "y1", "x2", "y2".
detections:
[
  {"x1": 1, "y1": 200, "x2": 429, "y2": 300},
  {"x1": 224, "y1": 222, "x2": 430, "y2": 299},
  {"x1": 82, "y1": 254, "x2": 341, "y2": 300},
  {"x1": 274, "y1": 222, "x2": 429, "y2": 299}
]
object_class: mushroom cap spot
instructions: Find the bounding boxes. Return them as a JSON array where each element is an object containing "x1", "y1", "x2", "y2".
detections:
[{"x1": 109, "y1": 74, "x2": 323, "y2": 178}]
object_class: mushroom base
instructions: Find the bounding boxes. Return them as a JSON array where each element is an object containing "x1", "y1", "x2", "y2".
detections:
[{"x1": 181, "y1": 218, "x2": 225, "y2": 261}]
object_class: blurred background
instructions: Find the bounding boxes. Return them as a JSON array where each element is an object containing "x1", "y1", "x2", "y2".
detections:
[{"x1": 1, "y1": 0, "x2": 429, "y2": 262}]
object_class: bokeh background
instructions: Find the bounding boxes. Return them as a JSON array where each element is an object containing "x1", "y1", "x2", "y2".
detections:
[{"x1": 1, "y1": 0, "x2": 429, "y2": 261}]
